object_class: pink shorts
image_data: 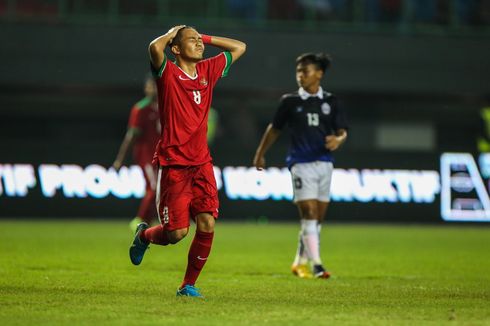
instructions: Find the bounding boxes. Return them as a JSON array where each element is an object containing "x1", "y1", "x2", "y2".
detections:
[{"x1": 156, "y1": 162, "x2": 219, "y2": 231}]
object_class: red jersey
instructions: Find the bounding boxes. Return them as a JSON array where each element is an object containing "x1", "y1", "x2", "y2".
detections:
[
  {"x1": 128, "y1": 97, "x2": 160, "y2": 166},
  {"x1": 153, "y1": 51, "x2": 232, "y2": 166}
]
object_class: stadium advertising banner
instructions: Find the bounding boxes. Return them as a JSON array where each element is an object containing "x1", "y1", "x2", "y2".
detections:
[{"x1": 1, "y1": 152, "x2": 489, "y2": 223}]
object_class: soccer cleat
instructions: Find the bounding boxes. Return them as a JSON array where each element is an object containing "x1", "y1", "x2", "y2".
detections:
[
  {"x1": 129, "y1": 216, "x2": 143, "y2": 233},
  {"x1": 176, "y1": 285, "x2": 204, "y2": 298},
  {"x1": 291, "y1": 264, "x2": 313, "y2": 279},
  {"x1": 129, "y1": 222, "x2": 150, "y2": 265},
  {"x1": 313, "y1": 264, "x2": 331, "y2": 279}
]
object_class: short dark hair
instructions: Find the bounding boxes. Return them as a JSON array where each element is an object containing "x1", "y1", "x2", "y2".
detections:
[
  {"x1": 169, "y1": 26, "x2": 196, "y2": 47},
  {"x1": 296, "y1": 53, "x2": 331, "y2": 73}
]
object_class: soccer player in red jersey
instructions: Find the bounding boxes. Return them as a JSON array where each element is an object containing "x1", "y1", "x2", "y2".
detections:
[
  {"x1": 129, "y1": 25, "x2": 246, "y2": 298},
  {"x1": 113, "y1": 76, "x2": 160, "y2": 232}
]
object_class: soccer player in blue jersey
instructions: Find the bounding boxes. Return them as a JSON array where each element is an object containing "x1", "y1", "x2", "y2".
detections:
[{"x1": 253, "y1": 53, "x2": 348, "y2": 279}]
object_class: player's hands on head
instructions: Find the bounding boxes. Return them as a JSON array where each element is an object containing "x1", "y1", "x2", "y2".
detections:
[
  {"x1": 166, "y1": 25, "x2": 186, "y2": 42},
  {"x1": 253, "y1": 155, "x2": 266, "y2": 171},
  {"x1": 325, "y1": 135, "x2": 340, "y2": 151}
]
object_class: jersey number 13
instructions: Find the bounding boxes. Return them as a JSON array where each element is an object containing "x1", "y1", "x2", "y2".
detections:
[{"x1": 307, "y1": 113, "x2": 319, "y2": 126}]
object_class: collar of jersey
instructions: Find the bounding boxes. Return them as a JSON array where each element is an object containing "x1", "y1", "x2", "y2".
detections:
[
  {"x1": 298, "y1": 87, "x2": 324, "y2": 100},
  {"x1": 175, "y1": 63, "x2": 198, "y2": 80}
]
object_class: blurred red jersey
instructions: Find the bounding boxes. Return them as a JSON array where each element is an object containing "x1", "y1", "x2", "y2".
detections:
[
  {"x1": 152, "y1": 51, "x2": 232, "y2": 166},
  {"x1": 128, "y1": 97, "x2": 160, "y2": 166}
]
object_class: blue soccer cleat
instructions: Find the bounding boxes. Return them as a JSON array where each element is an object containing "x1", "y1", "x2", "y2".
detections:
[
  {"x1": 129, "y1": 222, "x2": 150, "y2": 265},
  {"x1": 176, "y1": 285, "x2": 204, "y2": 298}
]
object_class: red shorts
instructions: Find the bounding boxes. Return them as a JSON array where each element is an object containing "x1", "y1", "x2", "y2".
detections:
[{"x1": 156, "y1": 162, "x2": 219, "y2": 231}]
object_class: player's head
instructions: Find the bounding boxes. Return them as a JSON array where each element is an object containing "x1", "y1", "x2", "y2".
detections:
[
  {"x1": 144, "y1": 73, "x2": 156, "y2": 99},
  {"x1": 169, "y1": 26, "x2": 204, "y2": 62},
  {"x1": 295, "y1": 53, "x2": 331, "y2": 90}
]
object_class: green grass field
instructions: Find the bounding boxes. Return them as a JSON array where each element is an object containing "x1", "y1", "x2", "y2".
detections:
[{"x1": 0, "y1": 220, "x2": 489, "y2": 325}]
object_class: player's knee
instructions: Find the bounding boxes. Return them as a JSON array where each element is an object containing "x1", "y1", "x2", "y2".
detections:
[
  {"x1": 196, "y1": 214, "x2": 215, "y2": 233},
  {"x1": 300, "y1": 206, "x2": 318, "y2": 220},
  {"x1": 167, "y1": 228, "x2": 188, "y2": 244}
]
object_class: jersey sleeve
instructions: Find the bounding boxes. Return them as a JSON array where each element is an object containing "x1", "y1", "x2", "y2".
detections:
[
  {"x1": 207, "y1": 52, "x2": 233, "y2": 79},
  {"x1": 271, "y1": 96, "x2": 290, "y2": 130},
  {"x1": 331, "y1": 97, "x2": 348, "y2": 131},
  {"x1": 150, "y1": 55, "x2": 168, "y2": 79}
]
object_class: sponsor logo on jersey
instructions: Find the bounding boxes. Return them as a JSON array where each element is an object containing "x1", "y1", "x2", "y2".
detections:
[
  {"x1": 199, "y1": 77, "x2": 208, "y2": 86},
  {"x1": 296, "y1": 106, "x2": 303, "y2": 113},
  {"x1": 321, "y1": 103, "x2": 331, "y2": 115}
]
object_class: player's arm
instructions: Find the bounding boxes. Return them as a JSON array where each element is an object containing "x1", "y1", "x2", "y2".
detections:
[
  {"x1": 202, "y1": 34, "x2": 246, "y2": 63},
  {"x1": 253, "y1": 124, "x2": 281, "y2": 170},
  {"x1": 112, "y1": 128, "x2": 140, "y2": 171},
  {"x1": 325, "y1": 129, "x2": 347, "y2": 151},
  {"x1": 148, "y1": 25, "x2": 186, "y2": 70}
]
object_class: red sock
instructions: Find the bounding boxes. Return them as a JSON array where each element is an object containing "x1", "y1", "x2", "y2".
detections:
[
  {"x1": 181, "y1": 231, "x2": 214, "y2": 287},
  {"x1": 141, "y1": 225, "x2": 170, "y2": 246}
]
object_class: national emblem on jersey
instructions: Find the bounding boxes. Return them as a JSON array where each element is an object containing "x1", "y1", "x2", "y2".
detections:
[
  {"x1": 321, "y1": 102, "x2": 331, "y2": 115},
  {"x1": 199, "y1": 76, "x2": 208, "y2": 86}
]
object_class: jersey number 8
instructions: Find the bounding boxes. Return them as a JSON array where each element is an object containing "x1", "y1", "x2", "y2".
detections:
[{"x1": 193, "y1": 90, "x2": 201, "y2": 104}]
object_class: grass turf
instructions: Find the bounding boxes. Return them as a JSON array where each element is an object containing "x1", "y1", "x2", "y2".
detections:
[{"x1": 0, "y1": 220, "x2": 489, "y2": 325}]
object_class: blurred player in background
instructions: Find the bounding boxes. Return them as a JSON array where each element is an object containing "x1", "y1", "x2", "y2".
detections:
[
  {"x1": 207, "y1": 107, "x2": 219, "y2": 146},
  {"x1": 253, "y1": 53, "x2": 348, "y2": 279},
  {"x1": 129, "y1": 25, "x2": 246, "y2": 297},
  {"x1": 112, "y1": 76, "x2": 160, "y2": 232}
]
